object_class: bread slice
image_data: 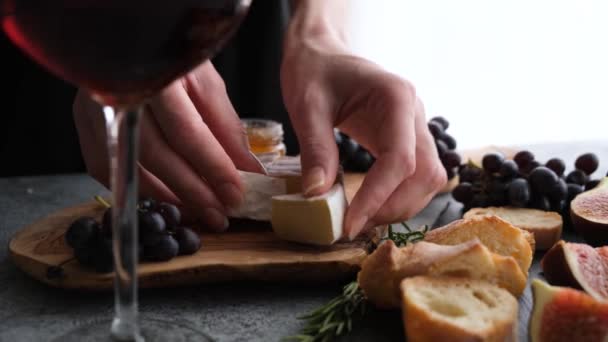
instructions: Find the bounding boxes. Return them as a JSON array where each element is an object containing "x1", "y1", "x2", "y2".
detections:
[
  {"x1": 425, "y1": 215, "x2": 533, "y2": 274},
  {"x1": 428, "y1": 241, "x2": 527, "y2": 297},
  {"x1": 357, "y1": 239, "x2": 526, "y2": 308},
  {"x1": 400, "y1": 276, "x2": 518, "y2": 342},
  {"x1": 464, "y1": 207, "x2": 562, "y2": 250}
]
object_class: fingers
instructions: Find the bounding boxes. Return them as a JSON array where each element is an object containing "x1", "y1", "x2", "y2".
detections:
[
  {"x1": 184, "y1": 61, "x2": 265, "y2": 174},
  {"x1": 343, "y1": 93, "x2": 419, "y2": 240},
  {"x1": 288, "y1": 84, "x2": 340, "y2": 196},
  {"x1": 138, "y1": 106, "x2": 229, "y2": 231},
  {"x1": 73, "y1": 89, "x2": 109, "y2": 186},
  {"x1": 345, "y1": 97, "x2": 446, "y2": 240},
  {"x1": 148, "y1": 79, "x2": 246, "y2": 210},
  {"x1": 371, "y1": 101, "x2": 446, "y2": 225}
]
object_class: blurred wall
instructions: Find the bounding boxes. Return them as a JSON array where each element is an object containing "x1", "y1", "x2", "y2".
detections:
[{"x1": 348, "y1": 0, "x2": 608, "y2": 149}]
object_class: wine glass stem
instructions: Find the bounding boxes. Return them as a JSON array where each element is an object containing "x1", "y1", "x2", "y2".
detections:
[{"x1": 104, "y1": 106, "x2": 143, "y2": 342}]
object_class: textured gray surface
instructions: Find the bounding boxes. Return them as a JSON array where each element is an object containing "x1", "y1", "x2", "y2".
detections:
[{"x1": 0, "y1": 141, "x2": 606, "y2": 341}]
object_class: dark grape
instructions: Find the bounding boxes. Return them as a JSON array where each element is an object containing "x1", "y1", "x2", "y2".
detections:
[
  {"x1": 486, "y1": 179, "x2": 508, "y2": 206},
  {"x1": 334, "y1": 129, "x2": 343, "y2": 146},
  {"x1": 531, "y1": 195, "x2": 551, "y2": 211},
  {"x1": 139, "y1": 198, "x2": 157, "y2": 211},
  {"x1": 452, "y1": 182, "x2": 474, "y2": 204},
  {"x1": 428, "y1": 121, "x2": 444, "y2": 138},
  {"x1": 92, "y1": 239, "x2": 114, "y2": 273},
  {"x1": 575, "y1": 153, "x2": 599, "y2": 175},
  {"x1": 430, "y1": 116, "x2": 449, "y2": 130},
  {"x1": 547, "y1": 178, "x2": 568, "y2": 203},
  {"x1": 528, "y1": 166, "x2": 559, "y2": 195},
  {"x1": 436, "y1": 139, "x2": 448, "y2": 157},
  {"x1": 545, "y1": 158, "x2": 566, "y2": 177},
  {"x1": 174, "y1": 227, "x2": 201, "y2": 255},
  {"x1": 347, "y1": 148, "x2": 375, "y2": 172},
  {"x1": 65, "y1": 217, "x2": 100, "y2": 250},
  {"x1": 513, "y1": 150, "x2": 535, "y2": 168},
  {"x1": 442, "y1": 151, "x2": 461, "y2": 169},
  {"x1": 139, "y1": 211, "x2": 167, "y2": 246},
  {"x1": 158, "y1": 202, "x2": 181, "y2": 229},
  {"x1": 567, "y1": 183, "x2": 584, "y2": 202},
  {"x1": 586, "y1": 179, "x2": 601, "y2": 191},
  {"x1": 459, "y1": 165, "x2": 483, "y2": 183},
  {"x1": 338, "y1": 135, "x2": 359, "y2": 163},
  {"x1": 469, "y1": 194, "x2": 489, "y2": 208},
  {"x1": 565, "y1": 169, "x2": 589, "y2": 186},
  {"x1": 520, "y1": 160, "x2": 541, "y2": 175},
  {"x1": 439, "y1": 133, "x2": 457, "y2": 150},
  {"x1": 445, "y1": 167, "x2": 457, "y2": 180},
  {"x1": 144, "y1": 234, "x2": 179, "y2": 262},
  {"x1": 101, "y1": 208, "x2": 112, "y2": 238},
  {"x1": 549, "y1": 199, "x2": 564, "y2": 212},
  {"x1": 74, "y1": 246, "x2": 97, "y2": 268},
  {"x1": 508, "y1": 178, "x2": 531, "y2": 207},
  {"x1": 482, "y1": 153, "x2": 505, "y2": 173},
  {"x1": 499, "y1": 160, "x2": 519, "y2": 179}
]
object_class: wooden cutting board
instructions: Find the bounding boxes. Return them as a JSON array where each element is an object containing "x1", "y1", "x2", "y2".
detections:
[{"x1": 9, "y1": 173, "x2": 382, "y2": 291}]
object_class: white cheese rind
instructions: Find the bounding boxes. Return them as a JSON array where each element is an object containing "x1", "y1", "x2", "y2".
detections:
[
  {"x1": 227, "y1": 171, "x2": 287, "y2": 221},
  {"x1": 271, "y1": 183, "x2": 347, "y2": 246}
]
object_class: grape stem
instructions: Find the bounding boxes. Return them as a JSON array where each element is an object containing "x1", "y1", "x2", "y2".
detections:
[{"x1": 95, "y1": 195, "x2": 112, "y2": 209}]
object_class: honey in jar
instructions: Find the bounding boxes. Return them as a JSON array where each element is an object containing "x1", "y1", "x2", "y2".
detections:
[{"x1": 242, "y1": 119, "x2": 287, "y2": 158}]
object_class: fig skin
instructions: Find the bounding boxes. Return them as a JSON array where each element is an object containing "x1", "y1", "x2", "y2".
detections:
[
  {"x1": 540, "y1": 240, "x2": 584, "y2": 290},
  {"x1": 570, "y1": 177, "x2": 608, "y2": 247}
]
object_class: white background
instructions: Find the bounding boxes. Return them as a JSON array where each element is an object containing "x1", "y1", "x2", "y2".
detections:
[{"x1": 348, "y1": 0, "x2": 608, "y2": 149}]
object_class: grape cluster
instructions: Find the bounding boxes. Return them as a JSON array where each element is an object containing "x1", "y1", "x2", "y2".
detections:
[
  {"x1": 428, "y1": 116, "x2": 460, "y2": 180},
  {"x1": 65, "y1": 199, "x2": 201, "y2": 273},
  {"x1": 334, "y1": 116, "x2": 460, "y2": 178},
  {"x1": 334, "y1": 130, "x2": 375, "y2": 172},
  {"x1": 452, "y1": 151, "x2": 601, "y2": 216}
]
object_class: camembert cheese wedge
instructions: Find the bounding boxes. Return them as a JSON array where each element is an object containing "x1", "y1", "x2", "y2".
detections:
[{"x1": 271, "y1": 183, "x2": 346, "y2": 245}]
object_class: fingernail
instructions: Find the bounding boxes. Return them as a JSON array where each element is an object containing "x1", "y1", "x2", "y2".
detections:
[
  {"x1": 203, "y1": 208, "x2": 229, "y2": 232},
  {"x1": 304, "y1": 166, "x2": 326, "y2": 196},
  {"x1": 347, "y1": 215, "x2": 368, "y2": 241},
  {"x1": 219, "y1": 183, "x2": 244, "y2": 209},
  {"x1": 249, "y1": 151, "x2": 268, "y2": 175}
]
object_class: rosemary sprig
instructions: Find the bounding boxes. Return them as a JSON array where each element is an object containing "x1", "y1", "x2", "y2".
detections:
[
  {"x1": 285, "y1": 221, "x2": 430, "y2": 341},
  {"x1": 381, "y1": 222, "x2": 429, "y2": 247},
  {"x1": 283, "y1": 280, "x2": 366, "y2": 342}
]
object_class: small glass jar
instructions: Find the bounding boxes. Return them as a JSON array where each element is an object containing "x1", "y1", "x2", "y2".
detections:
[{"x1": 242, "y1": 118, "x2": 287, "y2": 159}]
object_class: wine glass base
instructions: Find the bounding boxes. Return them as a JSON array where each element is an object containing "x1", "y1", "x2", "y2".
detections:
[{"x1": 52, "y1": 318, "x2": 213, "y2": 342}]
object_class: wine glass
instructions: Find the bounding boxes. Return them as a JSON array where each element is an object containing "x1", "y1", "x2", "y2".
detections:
[{"x1": 1, "y1": 0, "x2": 252, "y2": 340}]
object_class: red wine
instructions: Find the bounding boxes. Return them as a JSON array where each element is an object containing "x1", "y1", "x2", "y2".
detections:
[{"x1": 1, "y1": 0, "x2": 250, "y2": 106}]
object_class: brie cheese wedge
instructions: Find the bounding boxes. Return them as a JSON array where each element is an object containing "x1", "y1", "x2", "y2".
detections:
[
  {"x1": 227, "y1": 171, "x2": 287, "y2": 221},
  {"x1": 271, "y1": 183, "x2": 347, "y2": 246}
]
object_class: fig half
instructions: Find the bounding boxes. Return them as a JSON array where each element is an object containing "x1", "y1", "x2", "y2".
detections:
[
  {"x1": 571, "y1": 177, "x2": 608, "y2": 246},
  {"x1": 530, "y1": 279, "x2": 608, "y2": 342},
  {"x1": 541, "y1": 240, "x2": 608, "y2": 301}
]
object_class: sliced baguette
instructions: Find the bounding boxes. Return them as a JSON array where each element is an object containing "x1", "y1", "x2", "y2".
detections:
[
  {"x1": 357, "y1": 239, "x2": 526, "y2": 308},
  {"x1": 428, "y1": 241, "x2": 527, "y2": 297},
  {"x1": 464, "y1": 207, "x2": 562, "y2": 250},
  {"x1": 400, "y1": 276, "x2": 518, "y2": 342},
  {"x1": 425, "y1": 215, "x2": 533, "y2": 274}
]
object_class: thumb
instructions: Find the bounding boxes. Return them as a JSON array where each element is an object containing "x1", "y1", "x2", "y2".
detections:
[{"x1": 291, "y1": 110, "x2": 339, "y2": 197}]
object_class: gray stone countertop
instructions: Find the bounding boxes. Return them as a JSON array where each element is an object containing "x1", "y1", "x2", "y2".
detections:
[{"x1": 0, "y1": 141, "x2": 606, "y2": 341}]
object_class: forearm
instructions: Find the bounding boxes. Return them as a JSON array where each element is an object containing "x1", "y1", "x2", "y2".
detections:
[{"x1": 286, "y1": 0, "x2": 350, "y2": 49}]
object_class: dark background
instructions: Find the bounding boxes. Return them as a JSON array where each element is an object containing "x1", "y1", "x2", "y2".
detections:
[{"x1": 0, "y1": 0, "x2": 298, "y2": 178}]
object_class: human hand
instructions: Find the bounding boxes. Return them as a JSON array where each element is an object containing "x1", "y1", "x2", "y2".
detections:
[
  {"x1": 281, "y1": 35, "x2": 447, "y2": 240},
  {"x1": 73, "y1": 61, "x2": 265, "y2": 231}
]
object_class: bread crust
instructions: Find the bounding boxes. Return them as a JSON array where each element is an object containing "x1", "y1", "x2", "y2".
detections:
[
  {"x1": 464, "y1": 207, "x2": 562, "y2": 250},
  {"x1": 401, "y1": 276, "x2": 518, "y2": 342},
  {"x1": 425, "y1": 215, "x2": 533, "y2": 273}
]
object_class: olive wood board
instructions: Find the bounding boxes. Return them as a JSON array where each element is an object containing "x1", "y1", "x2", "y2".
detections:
[
  {"x1": 9, "y1": 173, "x2": 382, "y2": 291},
  {"x1": 9, "y1": 146, "x2": 514, "y2": 291}
]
